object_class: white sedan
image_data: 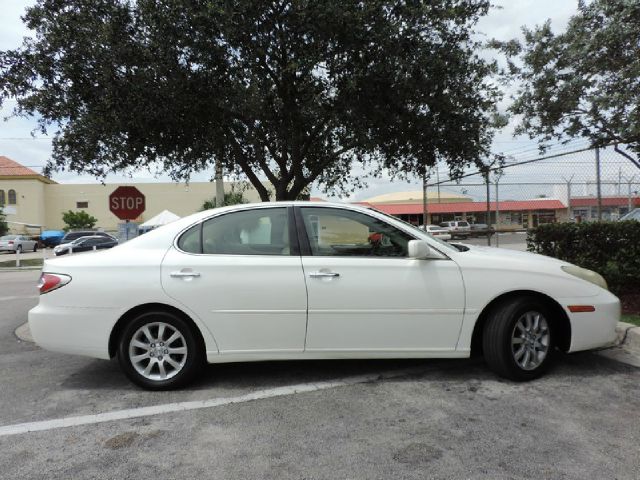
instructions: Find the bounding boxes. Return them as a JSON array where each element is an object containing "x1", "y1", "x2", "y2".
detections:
[
  {"x1": 0, "y1": 234, "x2": 38, "y2": 253},
  {"x1": 29, "y1": 202, "x2": 619, "y2": 390},
  {"x1": 420, "y1": 224, "x2": 452, "y2": 241}
]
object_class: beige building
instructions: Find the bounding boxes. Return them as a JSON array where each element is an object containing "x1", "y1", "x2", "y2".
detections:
[{"x1": 0, "y1": 156, "x2": 263, "y2": 234}]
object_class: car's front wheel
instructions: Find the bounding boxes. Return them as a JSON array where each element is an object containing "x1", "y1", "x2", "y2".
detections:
[
  {"x1": 117, "y1": 311, "x2": 204, "y2": 390},
  {"x1": 483, "y1": 297, "x2": 555, "y2": 381}
]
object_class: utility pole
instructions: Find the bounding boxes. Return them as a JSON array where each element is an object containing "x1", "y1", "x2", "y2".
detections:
[
  {"x1": 484, "y1": 170, "x2": 491, "y2": 246},
  {"x1": 595, "y1": 147, "x2": 602, "y2": 221},
  {"x1": 215, "y1": 161, "x2": 224, "y2": 208},
  {"x1": 563, "y1": 175, "x2": 574, "y2": 221},
  {"x1": 422, "y1": 167, "x2": 429, "y2": 228},
  {"x1": 628, "y1": 176, "x2": 637, "y2": 213},
  {"x1": 494, "y1": 170, "x2": 503, "y2": 247}
]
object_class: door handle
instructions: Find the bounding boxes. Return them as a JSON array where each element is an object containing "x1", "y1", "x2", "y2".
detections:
[
  {"x1": 170, "y1": 271, "x2": 201, "y2": 278},
  {"x1": 309, "y1": 271, "x2": 340, "y2": 278}
]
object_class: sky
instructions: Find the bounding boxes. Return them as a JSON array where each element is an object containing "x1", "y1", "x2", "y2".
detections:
[{"x1": 0, "y1": 0, "x2": 589, "y2": 201}]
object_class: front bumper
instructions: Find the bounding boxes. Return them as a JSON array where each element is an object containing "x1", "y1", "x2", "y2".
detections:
[{"x1": 562, "y1": 289, "x2": 620, "y2": 352}]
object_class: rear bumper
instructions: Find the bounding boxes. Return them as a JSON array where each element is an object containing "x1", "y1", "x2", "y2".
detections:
[
  {"x1": 28, "y1": 303, "x2": 118, "y2": 360},
  {"x1": 562, "y1": 289, "x2": 620, "y2": 352}
]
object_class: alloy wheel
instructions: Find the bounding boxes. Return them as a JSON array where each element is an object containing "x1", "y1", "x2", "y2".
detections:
[
  {"x1": 511, "y1": 311, "x2": 550, "y2": 371},
  {"x1": 128, "y1": 321, "x2": 188, "y2": 381}
]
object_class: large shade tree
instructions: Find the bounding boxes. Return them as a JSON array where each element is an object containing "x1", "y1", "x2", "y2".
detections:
[
  {"x1": 497, "y1": 0, "x2": 640, "y2": 167},
  {"x1": 0, "y1": 0, "x2": 502, "y2": 200}
]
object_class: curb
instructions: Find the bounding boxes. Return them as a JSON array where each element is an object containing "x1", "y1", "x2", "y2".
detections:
[
  {"x1": 14, "y1": 322, "x2": 34, "y2": 343},
  {"x1": 0, "y1": 267, "x2": 42, "y2": 272},
  {"x1": 616, "y1": 322, "x2": 640, "y2": 354}
]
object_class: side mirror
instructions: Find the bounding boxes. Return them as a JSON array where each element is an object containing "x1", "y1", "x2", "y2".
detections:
[{"x1": 408, "y1": 240, "x2": 432, "y2": 259}]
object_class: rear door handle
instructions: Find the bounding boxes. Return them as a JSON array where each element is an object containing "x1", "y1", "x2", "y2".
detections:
[
  {"x1": 309, "y1": 271, "x2": 340, "y2": 278},
  {"x1": 170, "y1": 271, "x2": 201, "y2": 278}
]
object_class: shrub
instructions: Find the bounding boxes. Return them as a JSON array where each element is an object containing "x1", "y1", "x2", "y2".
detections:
[
  {"x1": 62, "y1": 210, "x2": 98, "y2": 231},
  {"x1": 527, "y1": 221, "x2": 640, "y2": 294},
  {"x1": 0, "y1": 207, "x2": 7, "y2": 236}
]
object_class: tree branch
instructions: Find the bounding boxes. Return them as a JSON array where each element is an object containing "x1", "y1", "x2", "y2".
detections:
[{"x1": 614, "y1": 145, "x2": 640, "y2": 170}]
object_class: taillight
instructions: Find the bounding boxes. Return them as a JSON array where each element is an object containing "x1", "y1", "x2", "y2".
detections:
[
  {"x1": 38, "y1": 273, "x2": 71, "y2": 295},
  {"x1": 8, "y1": 241, "x2": 14, "y2": 245}
]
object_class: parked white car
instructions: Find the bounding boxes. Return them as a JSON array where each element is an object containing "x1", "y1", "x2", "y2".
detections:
[
  {"x1": 420, "y1": 224, "x2": 452, "y2": 241},
  {"x1": 29, "y1": 202, "x2": 619, "y2": 390},
  {"x1": 0, "y1": 234, "x2": 38, "y2": 253}
]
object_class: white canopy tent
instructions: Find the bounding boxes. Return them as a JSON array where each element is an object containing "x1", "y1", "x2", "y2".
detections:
[{"x1": 138, "y1": 210, "x2": 181, "y2": 232}]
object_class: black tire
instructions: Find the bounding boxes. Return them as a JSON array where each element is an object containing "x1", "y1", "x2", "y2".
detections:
[
  {"x1": 117, "y1": 311, "x2": 205, "y2": 390},
  {"x1": 482, "y1": 296, "x2": 556, "y2": 381},
  {"x1": 33, "y1": 243, "x2": 38, "y2": 252},
  {"x1": 16, "y1": 245, "x2": 22, "y2": 253}
]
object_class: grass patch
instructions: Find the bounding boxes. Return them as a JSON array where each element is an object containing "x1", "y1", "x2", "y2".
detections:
[
  {"x1": 0, "y1": 258, "x2": 44, "y2": 268},
  {"x1": 621, "y1": 314, "x2": 640, "y2": 327}
]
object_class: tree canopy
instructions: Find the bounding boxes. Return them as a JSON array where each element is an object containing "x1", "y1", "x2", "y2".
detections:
[
  {"x1": 1, "y1": 0, "x2": 502, "y2": 200},
  {"x1": 497, "y1": 0, "x2": 640, "y2": 166}
]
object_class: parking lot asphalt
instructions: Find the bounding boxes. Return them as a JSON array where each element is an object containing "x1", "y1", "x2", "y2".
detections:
[{"x1": 1, "y1": 270, "x2": 639, "y2": 480}]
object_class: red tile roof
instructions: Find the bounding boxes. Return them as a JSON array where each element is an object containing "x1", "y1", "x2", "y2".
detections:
[
  {"x1": 0, "y1": 156, "x2": 41, "y2": 176},
  {"x1": 570, "y1": 196, "x2": 640, "y2": 208},
  {"x1": 373, "y1": 199, "x2": 566, "y2": 215}
]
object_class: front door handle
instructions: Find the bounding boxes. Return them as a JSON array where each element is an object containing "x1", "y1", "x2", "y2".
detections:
[
  {"x1": 309, "y1": 271, "x2": 340, "y2": 278},
  {"x1": 170, "y1": 271, "x2": 201, "y2": 278}
]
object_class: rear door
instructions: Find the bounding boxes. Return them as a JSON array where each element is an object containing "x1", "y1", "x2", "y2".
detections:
[{"x1": 161, "y1": 206, "x2": 308, "y2": 354}]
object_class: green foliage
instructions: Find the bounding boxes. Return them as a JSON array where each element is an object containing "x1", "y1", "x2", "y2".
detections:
[
  {"x1": 496, "y1": 0, "x2": 640, "y2": 163},
  {"x1": 0, "y1": 0, "x2": 502, "y2": 200},
  {"x1": 62, "y1": 210, "x2": 98, "y2": 231},
  {"x1": 201, "y1": 190, "x2": 247, "y2": 211},
  {"x1": 0, "y1": 207, "x2": 7, "y2": 236},
  {"x1": 527, "y1": 222, "x2": 640, "y2": 294}
]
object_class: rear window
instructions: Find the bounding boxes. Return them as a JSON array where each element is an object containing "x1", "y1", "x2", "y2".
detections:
[
  {"x1": 178, "y1": 224, "x2": 202, "y2": 253},
  {"x1": 458, "y1": 221, "x2": 469, "y2": 227}
]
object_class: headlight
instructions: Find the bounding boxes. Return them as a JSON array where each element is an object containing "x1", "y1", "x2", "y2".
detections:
[{"x1": 561, "y1": 265, "x2": 608, "y2": 290}]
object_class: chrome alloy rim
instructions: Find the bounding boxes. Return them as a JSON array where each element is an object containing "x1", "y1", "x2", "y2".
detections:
[
  {"x1": 128, "y1": 322, "x2": 188, "y2": 381},
  {"x1": 511, "y1": 311, "x2": 550, "y2": 371}
]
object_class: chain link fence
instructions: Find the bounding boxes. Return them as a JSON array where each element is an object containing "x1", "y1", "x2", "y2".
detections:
[{"x1": 404, "y1": 146, "x2": 640, "y2": 233}]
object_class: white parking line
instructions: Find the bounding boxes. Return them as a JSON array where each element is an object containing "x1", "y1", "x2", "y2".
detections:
[
  {"x1": 0, "y1": 366, "x2": 425, "y2": 437},
  {"x1": 0, "y1": 295, "x2": 38, "y2": 302}
]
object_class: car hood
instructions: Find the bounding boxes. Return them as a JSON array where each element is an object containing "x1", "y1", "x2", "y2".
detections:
[
  {"x1": 454, "y1": 244, "x2": 569, "y2": 267},
  {"x1": 446, "y1": 243, "x2": 607, "y2": 298}
]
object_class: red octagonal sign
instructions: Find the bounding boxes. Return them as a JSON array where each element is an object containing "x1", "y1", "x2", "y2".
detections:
[{"x1": 109, "y1": 186, "x2": 146, "y2": 221}]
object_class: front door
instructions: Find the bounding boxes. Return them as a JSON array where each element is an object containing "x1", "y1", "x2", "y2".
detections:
[
  {"x1": 161, "y1": 206, "x2": 308, "y2": 354},
  {"x1": 296, "y1": 206, "x2": 465, "y2": 353}
]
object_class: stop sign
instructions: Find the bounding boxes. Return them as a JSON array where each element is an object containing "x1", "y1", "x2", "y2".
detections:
[{"x1": 109, "y1": 186, "x2": 146, "y2": 220}]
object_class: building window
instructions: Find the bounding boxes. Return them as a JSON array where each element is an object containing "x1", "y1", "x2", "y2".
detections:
[
  {"x1": 0, "y1": 190, "x2": 4, "y2": 205},
  {"x1": 8, "y1": 189, "x2": 16, "y2": 205},
  {"x1": 76, "y1": 201, "x2": 89, "y2": 209}
]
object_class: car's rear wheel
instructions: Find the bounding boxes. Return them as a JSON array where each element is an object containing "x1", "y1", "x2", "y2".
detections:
[
  {"x1": 33, "y1": 243, "x2": 37, "y2": 252},
  {"x1": 16, "y1": 245, "x2": 22, "y2": 253},
  {"x1": 483, "y1": 297, "x2": 555, "y2": 381},
  {"x1": 117, "y1": 311, "x2": 204, "y2": 390}
]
